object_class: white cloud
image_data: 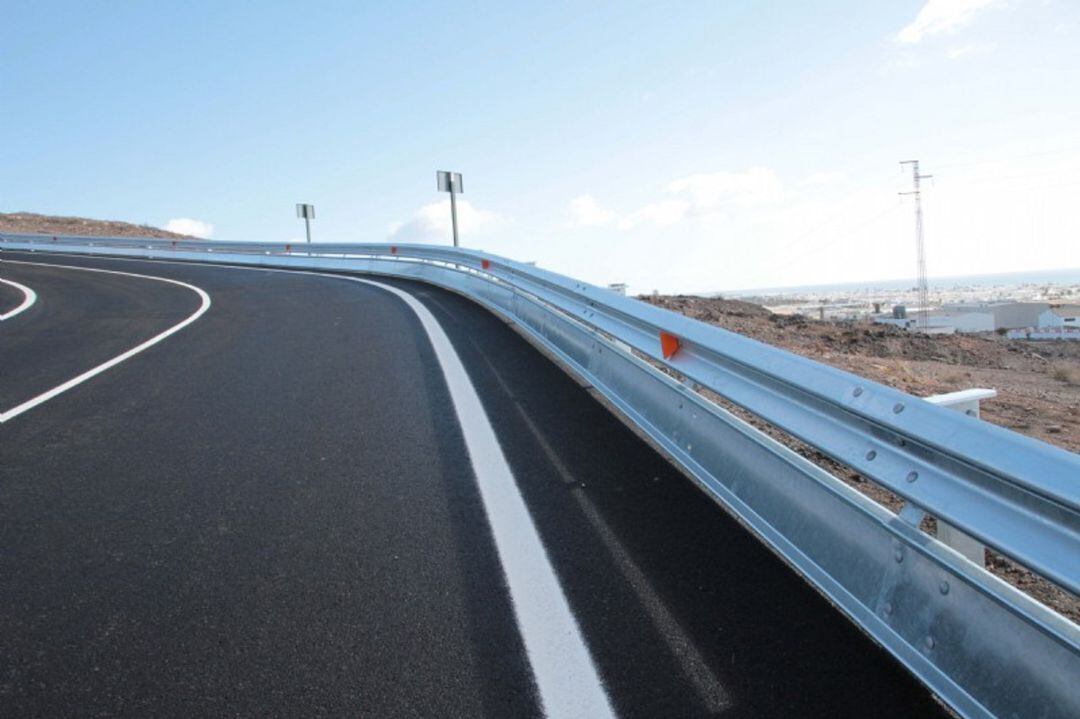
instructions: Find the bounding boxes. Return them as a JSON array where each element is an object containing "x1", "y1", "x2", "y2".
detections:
[
  {"x1": 618, "y1": 200, "x2": 691, "y2": 231},
  {"x1": 802, "y1": 171, "x2": 848, "y2": 186},
  {"x1": 387, "y1": 199, "x2": 502, "y2": 244},
  {"x1": 946, "y1": 41, "x2": 995, "y2": 58},
  {"x1": 878, "y1": 53, "x2": 920, "y2": 76},
  {"x1": 897, "y1": 0, "x2": 997, "y2": 44},
  {"x1": 568, "y1": 194, "x2": 618, "y2": 227},
  {"x1": 667, "y1": 167, "x2": 784, "y2": 209},
  {"x1": 165, "y1": 217, "x2": 213, "y2": 238},
  {"x1": 570, "y1": 166, "x2": 784, "y2": 233}
]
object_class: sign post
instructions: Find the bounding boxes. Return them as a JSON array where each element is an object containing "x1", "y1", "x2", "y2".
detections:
[
  {"x1": 436, "y1": 171, "x2": 463, "y2": 247},
  {"x1": 295, "y1": 203, "x2": 315, "y2": 244}
]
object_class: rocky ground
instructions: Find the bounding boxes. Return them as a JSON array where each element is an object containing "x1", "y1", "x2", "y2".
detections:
[
  {"x1": 0, "y1": 212, "x2": 190, "y2": 240},
  {"x1": 641, "y1": 294, "x2": 1080, "y2": 452},
  {"x1": 641, "y1": 294, "x2": 1079, "y2": 620}
]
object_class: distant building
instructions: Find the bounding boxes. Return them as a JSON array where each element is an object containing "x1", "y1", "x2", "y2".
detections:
[
  {"x1": 607, "y1": 283, "x2": 628, "y2": 296},
  {"x1": 1037, "y1": 305, "x2": 1080, "y2": 328},
  {"x1": 880, "y1": 301, "x2": 1053, "y2": 333},
  {"x1": 928, "y1": 311, "x2": 994, "y2": 333},
  {"x1": 874, "y1": 309, "x2": 991, "y2": 333},
  {"x1": 1006, "y1": 327, "x2": 1080, "y2": 341},
  {"x1": 875, "y1": 316, "x2": 916, "y2": 330},
  {"x1": 940, "y1": 301, "x2": 1049, "y2": 330}
]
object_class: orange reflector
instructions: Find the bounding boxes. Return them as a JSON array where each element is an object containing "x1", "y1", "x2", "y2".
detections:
[
  {"x1": 481, "y1": 259, "x2": 491, "y2": 270},
  {"x1": 285, "y1": 244, "x2": 291, "y2": 253},
  {"x1": 390, "y1": 246, "x2": 397, "y2": 254},
  {"x1": 660, "y1": 331, "x2": 681, "y2": 359}
]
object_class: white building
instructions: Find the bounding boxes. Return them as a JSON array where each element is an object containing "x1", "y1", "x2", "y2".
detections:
[
  {"x1": 927, "y1": 311, "x2": 994, "y2": 333},
  {"x1": 874, "y1": 310, "x2": 991, "y2": 333},
  {"x1": 1037, "y1": 305, "x2": 1080, "y2": 328},
  {"x1": 940, "y1": 301, "x2": 1049, "y2": 330}
]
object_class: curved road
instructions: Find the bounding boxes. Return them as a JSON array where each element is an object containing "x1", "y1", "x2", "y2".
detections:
[{"x1": 0, "y1": 251, "x2": 948, "y2": 718}]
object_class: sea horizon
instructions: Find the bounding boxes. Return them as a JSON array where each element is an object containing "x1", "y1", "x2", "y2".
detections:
[{"x1": 713, "y1": 267, "x2": 1080, "y2": 299}]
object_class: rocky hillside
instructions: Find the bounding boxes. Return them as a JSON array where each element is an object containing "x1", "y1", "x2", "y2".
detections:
[
  {"x1": 0, "y1": 212, "x2": 190, "y2": 239},
  {"x1": 643, "y1": 294, "x2": 1079, "y2": 620},
  {"x1": 640, "y1": 294, "x2": 1080, "y2": 453}
]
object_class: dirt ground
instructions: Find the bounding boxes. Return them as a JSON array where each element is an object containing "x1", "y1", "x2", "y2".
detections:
[
  {"x1": 0, "y1": 212, "x2": 191, "y2": 240},
  {"x1": 640, "y1": 294, "x2": 1080, "y2": 452},
  {"x1": 641, "y1": 294, "x2": 1079, "y2": 621}
]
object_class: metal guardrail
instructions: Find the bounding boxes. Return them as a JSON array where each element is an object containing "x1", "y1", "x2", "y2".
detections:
[{"x1": 2, "y1": 232, "x2": 1078, "y2": 719}]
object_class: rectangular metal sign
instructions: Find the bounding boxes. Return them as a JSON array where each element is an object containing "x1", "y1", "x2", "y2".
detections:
[
  {"x1": 296, "y1": 204, "x2": 315, "y2": 219},
  {"x1": 436, "y1": 171, "x2": 463, "y2": 194}
]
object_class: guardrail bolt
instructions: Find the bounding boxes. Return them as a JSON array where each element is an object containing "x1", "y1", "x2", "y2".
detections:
[
  {"x1": 939, "y1": 580, "x2": 950, "y2": 595},
  {"x1": 924, "y1": 636, "x2": 936, "y2": 650},
  {"x1": 866, "y1": 450, "x2": 877, "y2": 461},
  {"x1": 853, "y1": 387, "x2": 863, "y2": 397},
  {"x1": 906, "y1": 471, "x2": 919, "y2": 483},
  {"x1": 883, "y1": 602, "x2": 893, "y2": 617},
  {"x1": 893, "y1": 402, "x2": 905, "y2": 414},
  {"x1": 894, "y1": 549, "x2": 904, "y2": 563}
]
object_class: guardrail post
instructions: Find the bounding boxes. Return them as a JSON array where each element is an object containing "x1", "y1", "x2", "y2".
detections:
[{"x1": 924, "y1": 388, "x2": 997, "y2": 565}]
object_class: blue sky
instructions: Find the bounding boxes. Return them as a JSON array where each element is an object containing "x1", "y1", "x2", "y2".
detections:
[{"x1": 3, "y1": 1, "x2": 1078, "y2": 292}]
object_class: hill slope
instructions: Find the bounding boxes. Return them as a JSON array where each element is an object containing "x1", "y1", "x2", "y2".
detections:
[
  {"x1": 641, "y1": 294, "x2": 1079, "y2": 453},
  {"x1": 0, "y1": 212, "x2": 190, "y2": 239}
]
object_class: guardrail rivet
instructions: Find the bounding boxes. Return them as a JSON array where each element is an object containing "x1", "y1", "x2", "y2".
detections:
[
  {"x1": 924, "y1": 636, "x2": 936, "y2": 650},
  {"x1": 893, "y1": 402, "x2": 905, "y2": 414},
  {"x1": 906, "y1": 471, "x2": 919, "y2": 483},
  {"x1": 853, "y1": 387, "x2": 863, "y2": 397},
  {"x1": 883, "y1": 602, "x2": 893, "y2": 616},
  {"x1": 894, "y1": 549, "x2": 904, "y2": 563},
  {"x1": 866, "y1": 450, "x2": 877, "y2": 461},
  {"x1": 939, "y1": 580, "x2": 950, "y2": 595}
]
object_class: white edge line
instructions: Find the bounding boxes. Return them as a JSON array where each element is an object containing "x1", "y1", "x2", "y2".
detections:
[
  {"x1": 0, "y1": 276, "x2": 38, "y2": 320},
  {"x1": 3, "y1": 251, "x2": 616, "y2": 717},
  {"x1": 344, "y1": 275, "x2": 616, "y2": 719},
  {"x1": 0, "y1": 259, "x2": 211, "y2": 423}
]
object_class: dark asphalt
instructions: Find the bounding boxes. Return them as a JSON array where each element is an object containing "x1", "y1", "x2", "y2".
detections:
[
  {"x1": 0, "y1": 251, "x2": 948, "y2": 718},
  {"x1": 0, "y1": 262, "x2": 197, "y2": 408},
  {"x1": 0, "y1": 277, "x2": 27, "y2": 316}
]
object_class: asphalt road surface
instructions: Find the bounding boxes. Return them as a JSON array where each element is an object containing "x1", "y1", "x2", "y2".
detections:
[{"x1": 0, "y1": 251, "x2": 949, "y2": 718}]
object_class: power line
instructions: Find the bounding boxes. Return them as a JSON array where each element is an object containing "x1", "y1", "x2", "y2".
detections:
[
  {"x1": 763, "y1": 201, "x2": 903, "y2": 276},
  {"x1": 932, "y1": 142, "x2": 1080, "y2": 170}
]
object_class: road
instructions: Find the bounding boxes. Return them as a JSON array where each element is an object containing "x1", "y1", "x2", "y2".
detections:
[{"x1": 0, "y1": 251, "x2": 948, "y2": 717}]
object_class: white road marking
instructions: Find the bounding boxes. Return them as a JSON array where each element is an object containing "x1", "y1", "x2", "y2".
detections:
[
  {"x1": 0, "y1": 259, "x2": 211, "y2": 424},
  {"x1": 1, "y1": 252, "x2": 616, "y2": 717},
  {"x1": 344, "y1": 276, "x2": 616, "y2": 719},
  {"x1": 0, "y1": 276, "x2": 37, "y2": 320},
  {"x1": 471, "y1": 349, "x2": 731, "y2": 713}
]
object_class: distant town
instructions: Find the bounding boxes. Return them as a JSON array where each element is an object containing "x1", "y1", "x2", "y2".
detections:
[{"x1": 716, "y1": 270, "x2": 1080, "y2": 340}]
